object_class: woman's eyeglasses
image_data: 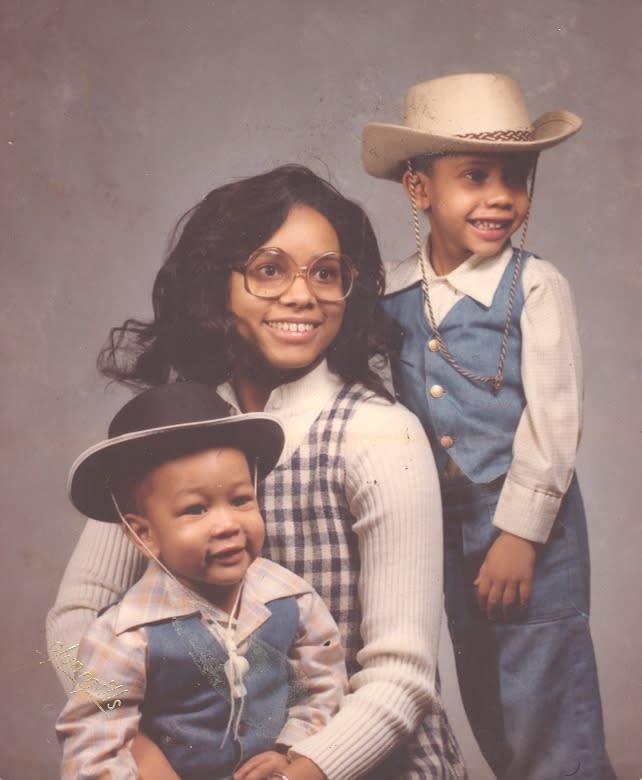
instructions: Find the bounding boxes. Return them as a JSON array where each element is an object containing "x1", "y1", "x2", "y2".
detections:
[{"x1": 232, "y1": 248, "x2": 358, "y2": 302}]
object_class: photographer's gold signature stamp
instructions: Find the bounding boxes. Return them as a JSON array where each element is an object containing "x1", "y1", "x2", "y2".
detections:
[{"x1": 40, "y1": 641, "x2": 128, "y2": 717}]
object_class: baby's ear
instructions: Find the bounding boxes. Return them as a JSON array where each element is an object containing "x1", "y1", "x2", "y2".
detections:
[
  {"x1": 121, "y1": 514, "x2": 160, "y2": 560},
  {"x1": 401, "y1": 168, "x2": 431, "y2": 211}
]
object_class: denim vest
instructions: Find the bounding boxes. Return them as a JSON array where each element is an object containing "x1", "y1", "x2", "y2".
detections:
[
  {"x1": 140, "y1": 596, "x2": 301, "y2": 780},
  {"x1": 383, "y1": 250, "x2": 530, "y2": 483}
]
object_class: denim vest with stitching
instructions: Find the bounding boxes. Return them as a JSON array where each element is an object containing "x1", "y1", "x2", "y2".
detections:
[
  {"x1": 383, "y1": 250, "x2": 530, "y2": 483},
  {"x1": 140, "y1": 595, "x2": 300, "y2": 780}
]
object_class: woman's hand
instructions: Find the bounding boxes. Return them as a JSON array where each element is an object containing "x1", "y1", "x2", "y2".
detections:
[{"x1": 474, "y1": 531, "x2": 536, "y2": 621}]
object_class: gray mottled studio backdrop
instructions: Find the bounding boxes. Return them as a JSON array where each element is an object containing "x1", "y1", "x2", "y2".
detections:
[{"x1": 2, "y1": 1, "x2": 640, "y2": 777}]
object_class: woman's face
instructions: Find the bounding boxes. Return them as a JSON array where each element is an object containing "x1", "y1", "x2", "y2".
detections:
[{"x1": 229, "y1": 204, "x2": 347, "y2": 373}]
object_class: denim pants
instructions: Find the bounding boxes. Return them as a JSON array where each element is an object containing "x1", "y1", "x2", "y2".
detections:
[{"x1": 442, "y1": 474, "x2": 614, "y2": 780}]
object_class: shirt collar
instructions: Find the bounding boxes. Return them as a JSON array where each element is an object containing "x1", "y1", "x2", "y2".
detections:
[
  {"x1": 217, "y1": 359, "x2": 341, "y2": 417},
  {"x1": 112, "y1": 562, "x2": 204, "y2": 635},
  {"x1": 384, "y1": 239, "x2": 514, "y2": 307},
  {"x1": 112, "y1": 558, "x2": 311, "y2": 643}
]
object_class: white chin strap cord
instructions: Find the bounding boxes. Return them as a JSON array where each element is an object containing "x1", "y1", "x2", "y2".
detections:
[{"x1": 109, "y1": 493, "x2": 249, "y2": 747}]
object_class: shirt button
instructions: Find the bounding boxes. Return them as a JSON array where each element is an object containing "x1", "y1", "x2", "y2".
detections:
[
  {"x1": 440, "y1": 435, "x2": 455, "y2": 448},
  {"x1": 428, "y1": 339, "x2": 441, "y2": 352},
  {"x1": 430, "y1": 384, "x2": 446, "y2": 398}
]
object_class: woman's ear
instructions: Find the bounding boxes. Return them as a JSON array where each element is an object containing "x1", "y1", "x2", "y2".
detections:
[
  {"x1": 121, "y1": 514, "x2": 160, "y2": 560},
  {"x1": 401, "y1": 169, "x2": 432, "y2": 211}
]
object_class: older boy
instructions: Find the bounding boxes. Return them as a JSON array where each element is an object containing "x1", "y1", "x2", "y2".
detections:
[{"x1": 362, "y1": 73, "x2": 614, "y2": 779}]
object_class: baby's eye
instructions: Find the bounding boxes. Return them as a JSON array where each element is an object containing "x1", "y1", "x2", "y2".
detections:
[
  {"x1": 231, "y1": 493, "x2": 256, "y2": 507},
  {"x1": 180, "y1": 503, "x2": 207, "y2": 516}
]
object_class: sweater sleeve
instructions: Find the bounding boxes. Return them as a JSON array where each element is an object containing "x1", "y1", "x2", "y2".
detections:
[
  {"x1": 46, "y1": 519, "x2": 147, "y2": 690},
  {"x1": 289, "y1": 399, "x2": 442, "y2": 779},
  {"x1": 493, "y1": 259, "x2": 583, "y2": 543}
]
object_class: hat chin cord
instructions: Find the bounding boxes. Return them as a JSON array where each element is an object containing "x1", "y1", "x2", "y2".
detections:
[
  {"x1": 406, "y1": 158, "x2": 537, "y2": 393},
  {"x1": 109, "y1": 492, "x2": 249, "y2": 747}
]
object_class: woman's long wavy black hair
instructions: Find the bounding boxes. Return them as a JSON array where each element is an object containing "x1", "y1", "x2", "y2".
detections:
[{"x1": 98, "y1": 164, "x2": 400, "y2": 398}]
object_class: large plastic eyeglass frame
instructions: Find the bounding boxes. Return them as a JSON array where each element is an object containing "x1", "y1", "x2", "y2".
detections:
[{"x1": 231, "y1": 247, "x2": 358, "y2": 302}]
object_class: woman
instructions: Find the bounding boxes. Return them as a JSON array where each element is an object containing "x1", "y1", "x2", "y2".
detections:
[{"x1": 47, "y1": 165, "x2": 465, "y2": 779}]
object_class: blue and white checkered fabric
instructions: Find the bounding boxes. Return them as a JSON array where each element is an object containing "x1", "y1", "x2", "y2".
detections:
[{"x1": 259, "y1": 384, "x2": 467, "y2": 778}]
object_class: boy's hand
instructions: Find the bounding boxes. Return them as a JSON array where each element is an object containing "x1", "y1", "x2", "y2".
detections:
[
  {"x1": 233, "y1": 750, "x2": 291, "y2": 780},
  {"x1": 131, "y1": 732, "x2": 181, "y2": 779},
  {"x1": 474, "y1": 531, "x2": 536, "y2": 621}
]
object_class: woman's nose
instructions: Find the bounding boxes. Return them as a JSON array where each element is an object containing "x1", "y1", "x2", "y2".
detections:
[{"x1": 278, "y1": 270, "x2": 316, "y2": 306}]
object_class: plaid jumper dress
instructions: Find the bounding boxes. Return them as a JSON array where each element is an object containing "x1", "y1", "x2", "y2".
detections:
[{"x1": 259, "y1": 384, "x2": 466, "y2": 780}]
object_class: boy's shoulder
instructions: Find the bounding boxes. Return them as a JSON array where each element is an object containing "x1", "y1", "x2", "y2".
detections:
[
  {"x1": 246, "y1": 557, "x2": 317, "y2": 603},
  {"x1": 521, "y1": 253, "x2": 572, "y2": 290},
  {"x1": 383, "y1": 251, "x2": 422, "y2": 297},
  {"x1": 91, "y1": 564, "x2": 197, "y2": 638}
]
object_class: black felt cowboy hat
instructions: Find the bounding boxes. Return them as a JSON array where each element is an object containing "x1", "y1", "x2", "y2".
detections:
[{"x1": 68, "y1": 382, "x2": 284, "y2": 522}]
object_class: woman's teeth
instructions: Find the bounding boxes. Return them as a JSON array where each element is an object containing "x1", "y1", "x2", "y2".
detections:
[{"x1": 268, "y1": 322, "x2": 316, "y2": 332}]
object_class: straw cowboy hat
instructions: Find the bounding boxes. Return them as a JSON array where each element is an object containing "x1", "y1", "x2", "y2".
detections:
[
  {"x1": 362, "y1": 72, "x2": 582, "y2": 181},
  {"x1": 68, "y1": 382, "x2": 284, "y2": 522}
]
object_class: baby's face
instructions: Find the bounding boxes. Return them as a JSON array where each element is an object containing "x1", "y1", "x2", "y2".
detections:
[{"x1": 133, "y1": 446, "x2": 264, "y2": 612}]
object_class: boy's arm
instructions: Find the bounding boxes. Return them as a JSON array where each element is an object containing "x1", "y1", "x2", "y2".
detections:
[
  {"x1": 478, "y1": 261, "x2": 582, "y2": 619},
  {"x1": 56, "y1": 611, "x2": 147, "y2": 778},
  {"x1": 493, "y1": 259, "x2": 583, "y2": 544},
  {"x1": 278, "y1": 589, "x2": 348, "y2": 749},
  {"x1": 234, "y1": 590, "x2": 345, "y2": 780},
  {"x1": 47, "y1": 518, "x2": 147, "y2": 690}
]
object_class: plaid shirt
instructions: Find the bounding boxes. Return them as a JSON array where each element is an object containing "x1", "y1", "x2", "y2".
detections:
[{"x1": 56, "y1": 558, "x2": 347, "y2": 779}]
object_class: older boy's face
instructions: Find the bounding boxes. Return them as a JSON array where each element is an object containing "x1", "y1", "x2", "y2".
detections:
[
  {"x1": 419, "y1": 153, "x2": 533, "y2": 274},
  {"x1": 131, "y1": 447, "x2": 264, "y2": 612}
]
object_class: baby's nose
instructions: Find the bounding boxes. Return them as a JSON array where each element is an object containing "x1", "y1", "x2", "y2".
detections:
[{"x1": 209, "y1": 509, "x2": 241, "y2": 536}]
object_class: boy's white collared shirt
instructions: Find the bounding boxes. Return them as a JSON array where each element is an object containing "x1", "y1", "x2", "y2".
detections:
[
  {"x1": 385, "y1": 240, "x2": 584, "y2": 544},
  {"x1": 386, "y1": 241, "x2": 514, "y2": 312}
]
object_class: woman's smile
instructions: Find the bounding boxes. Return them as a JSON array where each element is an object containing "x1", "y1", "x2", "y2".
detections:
[{"x1": 265, "y1": 319, "x2": 320, "y2": 335}]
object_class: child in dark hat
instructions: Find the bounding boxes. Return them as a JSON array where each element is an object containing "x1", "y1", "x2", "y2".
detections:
[
  {"x1": 56, "y1": 382, "x2": 347, "y2": 780},
  {"x1": 363, "y1": 73, "x2": 614, "y2": 779}
]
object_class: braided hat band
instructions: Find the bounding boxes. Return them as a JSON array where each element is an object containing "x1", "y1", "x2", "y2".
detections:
[{"x1": 456, "y1": 129, "x2": 534, "y2": 142}]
